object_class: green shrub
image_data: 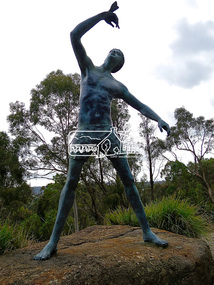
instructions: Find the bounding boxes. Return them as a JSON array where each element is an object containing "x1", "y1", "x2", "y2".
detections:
[
  {"x1": 105, "y1": 196, "x2": 208, "y2": 238},
  {"x1": 21, "y1": 211, "x2": 75, "y2": 241},
  {"x1": 105, "y1": 206, "x2": 138, "y2": 227},
  {"x1": 145, "y1": 196, "x2": 208, "y2": 238},
  {"x1": 21, "y1": 214, "x2": 43, "y2": 241},
  {"x1": 0, "y1": 221, "x2": 30, "y2": 254}
]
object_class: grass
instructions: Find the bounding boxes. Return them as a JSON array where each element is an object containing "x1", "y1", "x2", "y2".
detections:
[
  {"x1": 105, "y1": 196, "x2": 208, "y2": 238},
  {"x1": 0, "y1": 196, "x2": 208, "y2": 254},
  {"x1": 0, "y1": 220, "x2": 30, "y2": 254},
  {"x1": 105, "y1": 206, "x2": 139, "y2": 227}
]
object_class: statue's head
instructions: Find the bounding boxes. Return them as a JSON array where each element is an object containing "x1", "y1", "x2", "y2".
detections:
[{"x1": 105, "y1": 49, "x2": 125, "y2": 73}]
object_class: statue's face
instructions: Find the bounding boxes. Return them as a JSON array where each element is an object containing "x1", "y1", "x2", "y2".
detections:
[
  {"x1": 109, "y1": 49, "x2": 123, "y2": 58},
  {"x1": 105, "y1": 49, "x2": 124, "y2": 73}
]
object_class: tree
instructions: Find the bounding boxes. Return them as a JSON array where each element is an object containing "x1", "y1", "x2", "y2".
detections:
[
  {"x1": 8, "y1": 70, "x2": 80, "y2": 177},
  {"x1": 188, "y1": 158, "x2": 214, "y2": 202},
  {"x1": 163, "y1": 107, "x2": 214, "y2": 203},
  {"x1": 7, "y1": 71, "x2": 142, "y2": 232},
  {"x1": 0, "y1": 132, "x2": 24, "y2": 188},
  {"x1": 111, "y1": 98, "x2": 130, "y2": 130},
  {"x1": 8, "y1": 70, "x2": 81, "y2": 230},
  {"x1": 20, "y1": 174, "x2": 76, "y2": 241},
  {"x1": 0, "y1": 132, "x2": 31, "y2": 218},
  {"x1": 139, "y1": 115, "x2": 165, "y2": 200},
  {"x1": 161, "y1": 160, "x2": 195, "y2": 197},
  {"x1": 196, "y1": 158, "x2": 214, "y2": 188}
]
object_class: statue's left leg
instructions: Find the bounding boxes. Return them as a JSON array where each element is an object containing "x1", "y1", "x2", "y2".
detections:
[{"x1": 109, "y1": 157, "x2": 168, "y2": 248}]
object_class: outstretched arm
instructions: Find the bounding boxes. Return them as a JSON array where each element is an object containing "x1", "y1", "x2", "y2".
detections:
[
  {"x1": 120, "y1": 88, "x2": 170, "y2": 136},
  {"x1": 70, "y1": 2, "x2": 119, "y2": 75}
]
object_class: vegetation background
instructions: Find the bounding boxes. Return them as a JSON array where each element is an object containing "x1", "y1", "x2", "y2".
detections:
[{"x1": 1, "y1": 70, "x2": 214, "y2": 254}]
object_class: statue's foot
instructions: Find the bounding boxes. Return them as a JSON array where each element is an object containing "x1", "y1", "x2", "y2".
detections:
[
  {"x1": 144, "y1": 230, "x2": 168, "y2": 248},
  {"x1": 33, "y1": 242, "x2": 57, "y2": 261}
]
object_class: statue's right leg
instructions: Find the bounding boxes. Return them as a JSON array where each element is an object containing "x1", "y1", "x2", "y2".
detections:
[{"x1": 33, "y1": 158, "x2": 86, "y2": 260}]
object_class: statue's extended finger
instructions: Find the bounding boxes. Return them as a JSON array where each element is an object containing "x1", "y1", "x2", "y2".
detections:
[{"x1": 105, "y1": 19, "x2": 114, "y2": 27}]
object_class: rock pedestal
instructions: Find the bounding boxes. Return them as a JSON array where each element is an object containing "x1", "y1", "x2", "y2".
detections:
[{"x1": 0, "y1": 225, "x2": 213, "y2": 284}]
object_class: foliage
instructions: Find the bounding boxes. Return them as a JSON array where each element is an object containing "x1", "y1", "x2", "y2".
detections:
[
  {"x1": 162, "y1": 107, "x2": 214, "y2": 203},
  {"x1": 105, "y1": 196, "x2": 208, "y2": 238},
  {"x1": 105, "y1": 206, "x2": 139, "y2": 227},
  {"x1": 0, "y1": 132, "x2": 26, "y2": 188},
  {"x1": 161, "y1": 160, "x2": 197, "y2": 198},
  {"x1": 7, "y1": 70, "x2": 81, "y2": 231},
  {"x1": 165, "y1": 107, "x2": 214, "y2": 160},
  {"x1": 111, "y1": 98, "x2": 130, "y2": 130},
  {"x1": 77, "y1": 163, "x2": 129, "y2": 225},
  {"x1": 195, "y1": 158, "x2": 214, "y2": 186},
  {"x1": 0, "y1": 132, "x2": 32, "y2": 223},
  {"x1": 0, "y1": 183, "x2": 32, "y2": 209},
  {"x1": 7, "y1": 70, "x2": 80, "y2": 177},
  {"x1": 161, "y1": 159, "x2": 214, "y2": 213},
  {"x1": 21, "y1": 210, "x2": 75, "y2": 241},
  {"x1": 6, "y1": 70, "x2": 141, "y2": 234},
  {"x1": 3, "y1": 67, "x2": 214, "y2": 256},
  {"x1": 139, "y1": 116, "x2": 165, "y2": 200},
  {"x1": 20, "y1": 174, "x2": 75, "y2": 241},
  {"x1": 4, "y1": 72, "x2": 214, "y2": 254},
  {"x1": 145, "y1": 196, "x2": 208, "y2": 238},
  {"x1": 0, "y1": 220, "x2": 30, "y2": 254}
]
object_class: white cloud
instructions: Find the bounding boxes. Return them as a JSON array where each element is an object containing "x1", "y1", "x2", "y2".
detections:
[
  {"x1": 157, "y1": 59, "x2": 213, "y2": 88},
  {"x1": 156, "y1": 18, "x2": 214, "y2": 88},
  {"x1": 171, "y1": 18, "x2": 214, "y2": 55},
  {"x1": 210, "y1": 98, "x2": 214, "y2": 107},
  {"x1": 186, "y1": 0, "x2": 198, "y2": 8}
]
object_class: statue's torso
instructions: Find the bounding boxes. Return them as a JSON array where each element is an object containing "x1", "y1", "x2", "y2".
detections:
[{"x1": 78, "y1": 68, "x2": 123, "y2": 130}]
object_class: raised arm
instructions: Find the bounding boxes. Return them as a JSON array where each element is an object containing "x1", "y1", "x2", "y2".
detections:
[
  {"x1": 70, "y1": 2, "x2": 119, "y2": 75},
  {"x1": 120, "y1": 88, "x2": 170, "y2": 136}
]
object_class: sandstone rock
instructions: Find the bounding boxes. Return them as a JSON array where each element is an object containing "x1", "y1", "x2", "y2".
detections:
[{"x1": 0, "y1": 225, "x2": 213, "y2": 285}]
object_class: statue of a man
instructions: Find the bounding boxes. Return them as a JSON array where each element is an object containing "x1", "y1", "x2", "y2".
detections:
[{"x1": 34, "y1": 2, "x2": 170, "y2": 260}]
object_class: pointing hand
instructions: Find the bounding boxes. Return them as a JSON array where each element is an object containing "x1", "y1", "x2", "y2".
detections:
[{"x1": 104, "y1": 1, "x2": 120, "y2": 28}]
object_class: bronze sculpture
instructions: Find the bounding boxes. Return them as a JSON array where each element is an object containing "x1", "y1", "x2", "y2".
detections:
[{"x1": 34, "y1": 2, "x2": 170, "y2": 260}]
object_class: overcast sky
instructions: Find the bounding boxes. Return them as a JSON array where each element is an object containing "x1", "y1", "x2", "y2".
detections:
[{"x1": 1, "y1": 0, "x2": 214, "y2": 185}]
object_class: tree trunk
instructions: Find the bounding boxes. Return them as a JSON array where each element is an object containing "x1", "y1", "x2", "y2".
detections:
[
  {"x1": 200, "y1": 169, "x2": 214, "y2": 204},
  {"x1": 207, "y1": 186, "x2": 214, "y2": 203},
  {"x1": 148, "y1": 157, "x2": 154, "y2": 201},
  {"x1": 146, "y1": 133, "x2": 154, "y2": 201}
]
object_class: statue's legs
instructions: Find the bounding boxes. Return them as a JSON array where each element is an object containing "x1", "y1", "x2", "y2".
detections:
[
  {"x1": 109, "y1": 156, "x2": 168, "y2": 248},
  {"x1": 33, "y1": 158, "x2": 86, "y2": 260}
]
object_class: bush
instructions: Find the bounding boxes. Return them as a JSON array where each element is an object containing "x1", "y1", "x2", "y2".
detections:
[
  {"x1": 105, "y1": 206, "x2": 138, "y2": 227},
  {"x1": 0, "y1": 221, "x2": 30, "y2": 254},
  {"x1": 21, "y1": 214, "x2": 43, "y2": 241},
  {"x1": 145, "y1": 196, "x2": 208, "y2": 238},
  {"x1": 105, "y1": 196, "x2": 208, "y2": 238},
  {"x1": 21, "y1": 211, "x2": 75, "y2": 242}
]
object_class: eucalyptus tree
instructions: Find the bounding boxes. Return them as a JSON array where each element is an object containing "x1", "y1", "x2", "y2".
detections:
[
  {"x1": 163, "y1": 107, "x2": 214, "y2": 203},
  {"x1": 8, "y1": 70, "x2": 80, "y2": 177},
  {"x1": 139, "y1": 115, "x2": 166, "y2": 200},
  {"x1": 0, "y1": 131, "x2": 31, "y2": 217},
  {"x1": 8, "y1": 70, "x2": 80, "y2": 230}
]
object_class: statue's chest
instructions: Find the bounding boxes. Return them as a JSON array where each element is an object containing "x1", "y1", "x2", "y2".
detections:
[{"x1": 82, "y1": 71, "x2": 121, "y2": 97}]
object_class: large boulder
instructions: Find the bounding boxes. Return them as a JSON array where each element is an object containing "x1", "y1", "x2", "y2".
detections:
[{"x1": 0, "y1": 225, "x2": 213, "y2": 285}]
